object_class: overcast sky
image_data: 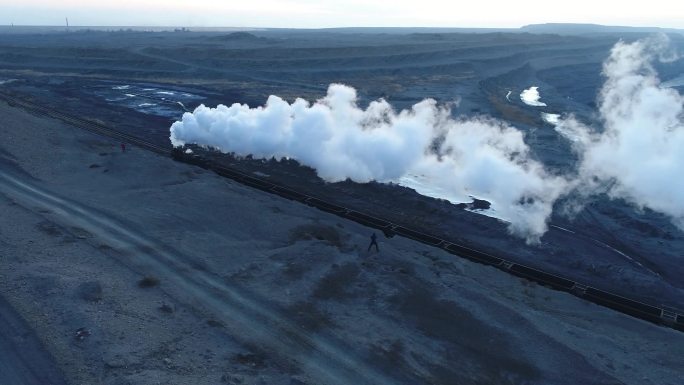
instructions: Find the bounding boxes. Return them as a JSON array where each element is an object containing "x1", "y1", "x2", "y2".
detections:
[{"x1": 3, "y1": 0, "x2": 683, "y2": 29}]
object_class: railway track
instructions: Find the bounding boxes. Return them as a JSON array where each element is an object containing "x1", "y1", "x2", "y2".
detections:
[{"x1": 2, "y1": 91, "x2": 682, "y2": 333}]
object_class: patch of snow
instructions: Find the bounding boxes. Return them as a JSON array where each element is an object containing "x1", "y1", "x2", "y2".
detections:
[
  {"x1": 541, "y1": 113, "x2": 561, "y2": 125},
  {"x1": 396, "y1": 174, "x2": 508, "y2": 221},
  {"x1": 520, "y1": 86, "x2": 547, "y2": 107}
]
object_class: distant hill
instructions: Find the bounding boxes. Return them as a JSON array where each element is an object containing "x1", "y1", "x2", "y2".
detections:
[
  {"x1": 521, "y1": 23, "x2": 684, "y2": 35},
  {"x1": 281, "y1": 24, "x2": 684, "y2": 37},
  {"x1": 207, "y1": 31, "x2": 272, "y2": 42},
  {"x1": 314, "y1": 27, "x2": 516, "y2": 34}
]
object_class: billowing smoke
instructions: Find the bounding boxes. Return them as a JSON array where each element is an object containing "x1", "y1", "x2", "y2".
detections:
[
  {"x1": 169, "y1": 35, "x2": 684, "y2": 240},
  {"x1": 557, "y1": 35, "x2": 684, "y2": 230},
  {"x1": 170, "y1": 85, "x2": 568, "y2": 241}
]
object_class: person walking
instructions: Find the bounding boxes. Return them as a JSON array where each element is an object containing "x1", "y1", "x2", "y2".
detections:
[{"x1": 367, "y1": 232, "x2": 379, "y2": 252}]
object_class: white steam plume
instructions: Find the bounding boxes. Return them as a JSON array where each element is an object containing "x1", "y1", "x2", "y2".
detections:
[
  {"x1": 170, "y1": 35, "x2": 684, "y2": 240},
  {"x1": 557, "y1": 35, "x2": 684, "y2": 230},
  {"x1": 170, "y1": 85, "x2": 568, "y2": 241}
]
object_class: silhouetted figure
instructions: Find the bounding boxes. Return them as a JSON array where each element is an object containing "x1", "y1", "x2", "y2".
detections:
[
  {"x1": 367, "y1": 232, "x2": 379, "y2": 252},
  {"x1": 120, "y1": 143, "x2": 126, "y2": 153}
]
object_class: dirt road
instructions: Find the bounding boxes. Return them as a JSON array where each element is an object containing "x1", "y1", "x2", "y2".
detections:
[{"x1": 0, "y1": 166, "x2": 406, "y2": 385}]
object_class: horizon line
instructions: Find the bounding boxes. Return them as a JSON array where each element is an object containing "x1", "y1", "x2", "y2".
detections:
[{"x1": 1, "y1": 22, "x2": 683, "y2": 31}]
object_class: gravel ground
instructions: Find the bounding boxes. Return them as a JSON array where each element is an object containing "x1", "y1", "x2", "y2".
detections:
[{"x1": 1, "y1": 97, "x2": 683, "y2": 385}]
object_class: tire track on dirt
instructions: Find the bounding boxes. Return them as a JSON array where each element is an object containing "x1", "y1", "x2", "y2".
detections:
[
  {"x1": 0, "y1": 295, "x2": 68, "y2": 385},
  {"x1": 0, "y1": 169, "x2": 406, "y2": 385}
]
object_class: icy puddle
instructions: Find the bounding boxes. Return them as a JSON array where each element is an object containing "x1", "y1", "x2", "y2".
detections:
[
  {"x1": 662, "y1": 73, "x2": 684, "y2": 88},
  {"x1": 89, "y1": 84, "x2": 205, "y2": 118}
]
